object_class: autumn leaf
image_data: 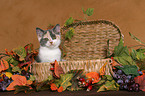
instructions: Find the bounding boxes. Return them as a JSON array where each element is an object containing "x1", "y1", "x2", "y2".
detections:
[
  {"x1": 12, "y1": 66, "x2": 21, "y2": 74},
  {"x1": 6, "y1": 75, "x2": 32, "y2": 91},
  {"x1": 134, "y1": 74, "x2": 145, "y2": 91},
  {"x1": 99, "y1": 62, "x2": 107, "y2": 76},
  {"x1": 0, "y1": 59, "x2": 9, "y2": 72},
  {"x1": 67, "y1": 70, "x2": 85, "y2": 91},
  {"x1": 57, "y1": 86, "x2": 63, "y2": 92},
  {"x1": 5, "y1": 72, "x2": 12, "y2": 78},
  {"x1": 86, "y1": 72, "x2": 100, "y2": 84},
  {"x1": 51, "y1": 60, "x2": 64, "y2": 78},
  {"x1": 50, "y1": 83, "x2": 58, "y2": 91},
  {"x1": 12, "y1": 47, "x2": 27, "y2": 61},
  {"x1": 60, "y1": 74, "x2": 73, "y2": 91}
]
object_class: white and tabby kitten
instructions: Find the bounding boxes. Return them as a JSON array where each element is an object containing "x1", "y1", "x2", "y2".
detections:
[{"x1": 36, "y1": 24, "x2": 61, "y2": 63}]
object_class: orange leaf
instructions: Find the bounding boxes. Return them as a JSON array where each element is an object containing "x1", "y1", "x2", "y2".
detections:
[
  {"x1": 86, "y1": 72, "x2": 100, "y2": 84},
  {"x1": 6, "y1": 75, "x2": 27, "y2": 91},
  {"x1": 0, "y1": 59, "x2": 9, "y2": 72},
  {"x1": 99, "y1": 62, "x2": 107, "y2": 76},
  {"x1": 50, "y1": 83, "x2": 58, "y2": 91},
  {"x1": 26, "y1": 80, "x2": 33, "y2": 85},
  {"x1": 111, "y1": 57, "x2": 121, "y2": 69},
  {"x1": 57, "y1": 86, "x2": 63, "y2": 92}
]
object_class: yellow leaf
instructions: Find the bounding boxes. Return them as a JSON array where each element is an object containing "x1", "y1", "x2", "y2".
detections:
[
  {"x1": 99, "y1": 62, "x2": 107, "y2": 76},
  {"x1": 5, "y1": 72, "x2": 12, "y2": 78}
]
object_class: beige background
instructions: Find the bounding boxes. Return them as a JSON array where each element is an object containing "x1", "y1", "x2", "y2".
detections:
[{"x1": 0, "y1": 0, "x2": 145, "y2": 52}]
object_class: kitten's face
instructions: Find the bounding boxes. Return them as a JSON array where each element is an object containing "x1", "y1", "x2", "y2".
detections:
[{"x1": 36, "y1": 24, "x2": 61, "y2": 48}]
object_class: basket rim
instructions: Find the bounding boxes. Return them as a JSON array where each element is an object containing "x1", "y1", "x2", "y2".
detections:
[
  {"x1": 61, "y1": 19, "x2": 123, "y2": 38},
  {"x1": 32, "y1": 58, "x2": 111, "y2": 64}
]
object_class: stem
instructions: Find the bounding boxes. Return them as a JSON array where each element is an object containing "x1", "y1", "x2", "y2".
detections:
[{"x1": 128, "y1": 45, "x2": 145, "y2": 48}]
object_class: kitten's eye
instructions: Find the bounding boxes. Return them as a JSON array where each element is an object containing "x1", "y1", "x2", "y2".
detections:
[
  {"x1": 52, "y1": 36, "x2": 56, "y2": 39},
  {"x1": 43, "y1": 38, "x2": 49, "y2": 41}
]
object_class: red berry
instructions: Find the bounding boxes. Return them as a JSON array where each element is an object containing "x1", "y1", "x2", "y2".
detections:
[
  {"x1": 86, "y1": 78, "x2": 93, "y2": 85},
  {"x1": 79, "y1": 78, "x2": 85, "y2": 82},
  {"x1": 50, "y1": 68, "x2": 54, "y2": 71},
  {"x1": 0, "y1": 78, "x2": 3, "y2": 82},
  {"x1": 85, "y1": 82, "x2": 89, "y2": 87},
  {"x1": 87, "y1": 85, "x2": 92, "y2": 91},
  {"x1": 82, "y1": 81, "x2": 87, "y2": 87}
]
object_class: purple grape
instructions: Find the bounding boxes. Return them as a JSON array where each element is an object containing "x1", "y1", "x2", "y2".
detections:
[
  {"x1": 132, "y1": 83, "x2": 139, "y2": 87},
  {"x1": 123, "y1": 84, "x2": 128, "y2": 90},
  {"x1": 1, "y1": 86, "x2": 6, "y2": 91},
  {"x1": 128, "y1": 86, "x2": 133, "y2": 92},
  {"x1": 119, "y1": 84, "x2": 124, "y2": 90},
  {"x1": 124, "y1": 79, "x2": 129, "y2": 84},
  {"x1": 4, "y1": 76, "x2": 9, "y2": 82},
  {"x1": 138, "y1": 71, "x2": 143, "y2": 75},
  {"x1": 117, "y1": 79, "x2": 123, "y2": 85},
  {"x1": 133, "y1": 87, "x2": 140, "y2": 92},
  {"x1": 116, "y1": 74, "x2": 121, "y2": 79},
  {"x1": 121, "y1": 74, "x2": 127, "y2": 80},
  {"x1": 128, "y1": 79, "x2": 135, "y2": 85},
  {"x1": 117, "y1": 70, "x2": 123, "y2": 75},
  {"x1": 126, "y1": 75, "x2": 132, "y2": 80}
]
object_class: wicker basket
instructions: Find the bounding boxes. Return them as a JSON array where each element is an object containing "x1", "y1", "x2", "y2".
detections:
[{"x1": 32, "y1": 20, "x2": 123, "y2": 82}]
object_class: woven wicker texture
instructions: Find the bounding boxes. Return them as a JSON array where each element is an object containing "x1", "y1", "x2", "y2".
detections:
[
  {"x1": 32, "y1": 59, "x2": 112, "y2": 82},
  {"x1": 32, "y1": 20, "x2": 123, "y2": 82},
  {"x1": 61, "y1": 20, "x2": 123, "y2": 60}
]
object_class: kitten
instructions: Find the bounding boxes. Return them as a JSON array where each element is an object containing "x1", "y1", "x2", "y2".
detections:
[{"x1": 35, "y1": 24, "x2": 61, "y2": 63}]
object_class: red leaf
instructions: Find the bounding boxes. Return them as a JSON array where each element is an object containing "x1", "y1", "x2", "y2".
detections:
[
  {"x1": 50, "y1": 83, "x2": 58, "y2": 91},
  {"x1": 51, "y1": 60, "x2": 64, "y2": 78},
  {"x1": 134, "y1": 74, "x2": 145, "y2": 91}
]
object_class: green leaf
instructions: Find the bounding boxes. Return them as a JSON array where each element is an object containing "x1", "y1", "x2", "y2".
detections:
[
  {"x1": 29, "y1": 75, "x2": 36, "y2": 81},
  {"x1": 47, "y1": 75, "x2": 53, "y2": 81},
  {"x1": 136, "y1": 51, "x2": 145, "y2": 61},
  {"x1": 105, "y1": 75, "x2": 113, "y2": 81},
  {"x1": 114, "y1": 56, "x2": 136, "y2": 66},
  {"x1": 65, "y1": 28, "x2": 74, "y2": 40},
  {"x1": 96, "y1": 79, "x2": 106, "y2": 85},
  {"x1": 104, "y1": 80, "x2": 119, "y2": 91},
  {"x1": 85, "y1": 8, "x2": 94, "y2": 16},
  {"x1": 35, "y1": 80, "x2": 51, "y2": 91},
  {"x1": 130, "y1": 49, "x2": 137, "y2": 61},
  {"x1": 12, "y1": 66, "x2": 21, "y2": 74},
  {"x1": 82, "y1": 8, "x2": 86, "y2": 14},
  {"x1": 14, "y1": 85, "x2": 33, "y2": 94},
  {"x1": 7, "y1": 57, "x2": 19, "y2": 66},
  {"x1": 129, "y1": 32, "x2": 145, "y2": 45},
  {"x1": 136, "y1": 48, "x2": 145, "y2": 53},
  {"x1": 64, "y1": 17, "x2": 74, "y2": 26},
  {"x1": 59, "y1": 74, "x2": 73, "y2": 91},
  {"x1": 115, "y1": 65, "x2": 139, "y2": 76},
  {"x1": 12, "y1": 47, "x2": 26, "y2": 61},
  {"x1": 97, "y1": 85, "x2": 106, "y2": 92},
  {"x1": 67, "y1": 70, "x2": 85, "y2": 91},
  {"x1": 113, "y1": 38, "x2": 136, "y2": 66}
]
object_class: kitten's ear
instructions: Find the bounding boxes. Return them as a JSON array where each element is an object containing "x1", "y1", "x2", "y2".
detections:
[
  {"x1": 36, "y1": 27, "x2": 44, "y2": 41},
  {"x1": 53, "y1": 24, "x2": 60, "y2": 35}
]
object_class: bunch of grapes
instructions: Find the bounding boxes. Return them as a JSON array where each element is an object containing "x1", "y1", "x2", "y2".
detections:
[
  {"x1": 113, "y1": 69, "x2": 140, "y2": 92},
  {"x1": 0, "y1": 74, "x2": 12, "y2": 91}
]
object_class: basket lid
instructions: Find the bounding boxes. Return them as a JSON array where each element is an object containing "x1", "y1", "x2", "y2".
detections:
[{"x1": 60, "y1": 20, "x2": 123, "y2": 60}]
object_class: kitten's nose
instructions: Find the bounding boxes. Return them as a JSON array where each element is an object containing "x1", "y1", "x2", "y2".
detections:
[{"x1": 50, "y1": 41, "x2": 53, "y2": 44}]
